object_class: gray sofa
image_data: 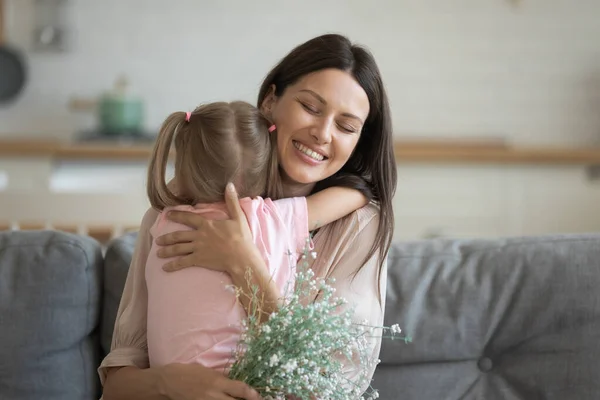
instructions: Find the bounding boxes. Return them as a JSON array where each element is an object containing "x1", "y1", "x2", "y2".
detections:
[{"x1": 1, "y1": 230, "x2": 599, "y2": 400}]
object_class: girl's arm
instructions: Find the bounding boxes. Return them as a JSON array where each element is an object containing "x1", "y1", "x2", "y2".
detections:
[
  {"x1": 306, "y1": 186, "x2": 369, "y2": 231},
  {"x1": 157, "y1": 185, "x2": 368, "y2": 321},
  {"x1": 231, "y1": 244, "x2": 283, "y2": 322},
  {"x1": 156, "y1": 185, "x2": 369, "y2": 324}
]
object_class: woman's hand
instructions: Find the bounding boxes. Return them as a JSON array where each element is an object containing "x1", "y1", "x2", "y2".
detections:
[
  {"x1": 160, "y1": 363, "x2": 262, "y2": 400},
  {"x1": 155, "y1": 183, "x2": 257, "y2": 273}
]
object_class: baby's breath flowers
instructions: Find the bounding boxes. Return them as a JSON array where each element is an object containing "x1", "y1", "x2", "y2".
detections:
[{"x1": 228, "y1": 241, "x2": 411, "y2": 399}]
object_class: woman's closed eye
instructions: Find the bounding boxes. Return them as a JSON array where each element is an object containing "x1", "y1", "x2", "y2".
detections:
[
  {"x1": 338, "y1": 123, "x2": 358, "y2": 133},
  {"x1": 298, "y1": 99, "x2": 360, "y2": 133},
  {"x1": 300, "y1": 101, "x2": 319, "y2": 114}
]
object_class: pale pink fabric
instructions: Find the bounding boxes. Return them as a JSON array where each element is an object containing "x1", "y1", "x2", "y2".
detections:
[
  {"x1": 145, "y1": 197, "x2": 308, "y2": 372},
  {"x1": 98, "y1": 202, "x2": 385, "y2": 396}
]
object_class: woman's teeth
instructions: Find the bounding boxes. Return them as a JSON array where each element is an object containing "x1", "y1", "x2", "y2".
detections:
[{"x1": 293, "y1": 141, "x2": 324, "y2": 161}]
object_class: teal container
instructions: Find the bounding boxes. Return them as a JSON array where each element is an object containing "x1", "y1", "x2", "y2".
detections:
[{"x1": 99, "y1": 94, "x2": 144, "y2": 134}]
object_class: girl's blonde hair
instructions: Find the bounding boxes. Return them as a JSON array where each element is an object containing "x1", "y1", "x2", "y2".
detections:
[{"x1": 147, "y1": 101, "x2": 282, "y2": 210}]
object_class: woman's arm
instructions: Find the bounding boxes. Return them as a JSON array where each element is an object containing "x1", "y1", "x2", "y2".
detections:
[
  {"x1": 305, "y1": 186, "x2": 368, "y2": 231},
  {"x1": 158, "y1": 183, "x2": 283, "y2": 321},
  {"x1": 101, "y1": 207, "x2": 261, "y2": 400},
  {"x1": 104, "y1": 364, "x2": 261, "y2": 400},
  {"x1": 100, "y1": 207, "x2": 156, "y2": 398},
  {"x1": 103, "y1": 367, "x2": 163, "y2": 400}
]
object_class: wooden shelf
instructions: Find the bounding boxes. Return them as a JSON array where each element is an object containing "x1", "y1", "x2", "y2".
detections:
[
  {"x1": 0, "y1": 139, "x2": 154, "y2": 161},
  {"x1": 393, "y1": 142, "x2": 600, "y2": 165},
  {"x1": 1, "y1": 138, "x2": 600, "y2": 165}
]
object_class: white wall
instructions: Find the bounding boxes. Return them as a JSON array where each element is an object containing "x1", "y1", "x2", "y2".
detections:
[
  {"x1": 2, "y1": 0, "x2": 600, "y2": 240},
  {"x1": 2, "y1": 0, "x2": 600, "y2": 146}
]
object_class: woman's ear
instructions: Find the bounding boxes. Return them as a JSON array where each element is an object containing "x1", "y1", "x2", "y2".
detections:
[{"x1": 260, "y1": 84, "x2": 277, "y2": 116}]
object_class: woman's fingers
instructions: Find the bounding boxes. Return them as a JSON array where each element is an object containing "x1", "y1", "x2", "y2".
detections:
[
  {"x1": 224, "y1": 183, "x2": 244, "y2": 221},
  {"x1": 159, "y1": 363, "x2": 257, "y2": 400},
  {"x1": 156, "y1": 242, "x2": 196, "y2": 258},
  {"x1": 155, "y1": 230, "x2": 197, "y2": 246},
  {"x1": 222, "y1": 379, "x2": 262, "y2": 400},
  {"x1": 211, "y1": 394, "x2": 236, "y2": 400},
  {"x1": 162, "y1": 254, "x2": 197, "y2": 272},
  {"x1": 164, "y1": 210, "x2": 207, "y2": 229}
]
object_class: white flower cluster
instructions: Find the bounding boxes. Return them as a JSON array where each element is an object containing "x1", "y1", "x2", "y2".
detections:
[{"x1": 228, "y1": 242, "x2": 410, "y2": 399}]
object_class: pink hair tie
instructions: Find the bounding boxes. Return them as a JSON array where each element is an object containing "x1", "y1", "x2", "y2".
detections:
[
  {"x1": 185, "y1": 112, "x2": 191, "y2": 122},
  {"x1": 268, "y1": 124, "x2": 276, "y2": 133}
]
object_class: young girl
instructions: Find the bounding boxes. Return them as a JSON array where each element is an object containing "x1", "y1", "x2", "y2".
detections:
[{"x1": 144, "y1": 101, "x2": 368, "y2": 373}]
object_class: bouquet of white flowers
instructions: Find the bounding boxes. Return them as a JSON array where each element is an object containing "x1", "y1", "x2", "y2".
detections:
[{"x1": 228, "y1": 241, "x2": 411, "y2": 400}]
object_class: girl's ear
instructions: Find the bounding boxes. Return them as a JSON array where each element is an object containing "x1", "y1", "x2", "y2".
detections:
[{"x1": 260, "y1": 84, "x2": 277, "y2": 116}]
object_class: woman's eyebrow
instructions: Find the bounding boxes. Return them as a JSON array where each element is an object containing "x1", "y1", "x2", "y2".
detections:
[
  {"x1": 299, "y1": 89, "x2": 327, "y2": 104},
  {"x1": 299, "y1": 89, "x2": 364, "y2": 124}
]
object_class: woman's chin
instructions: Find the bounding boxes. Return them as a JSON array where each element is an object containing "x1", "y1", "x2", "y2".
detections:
[
  {"x1": 285, "y1": 170, "x2": 322, "y2": 185},
  {"x1": 280, "y1": 172, "x2": 318, "y2": 196}
]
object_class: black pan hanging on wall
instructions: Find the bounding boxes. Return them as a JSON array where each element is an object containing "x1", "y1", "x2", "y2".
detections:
[{"x1": 0, "y1": 0, "x2": 26, "y2": 104}]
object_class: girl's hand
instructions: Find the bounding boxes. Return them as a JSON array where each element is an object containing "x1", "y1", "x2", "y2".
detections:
[
  {"x1": 155, "y1": 183, "x2": 257, "y2": 273},
  {"x1": 160, "y1": 363, "x2": 262, "y2": 400}
]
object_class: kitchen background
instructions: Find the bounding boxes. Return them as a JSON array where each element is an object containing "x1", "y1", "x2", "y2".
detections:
[{"x1": 1, "y1": 0, "x2": 600, "y2": 242}]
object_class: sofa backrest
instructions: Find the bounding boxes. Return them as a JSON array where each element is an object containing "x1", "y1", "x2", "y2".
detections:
[
  {"x1": 0, "y1": 230, "x2": 104, "y2": 400},
  {"x1": 3, "y1": 230, "x2": 599, "y2": 400},
  {"x1": 377, "y1": 234, "x2": 600, "y2": 400}
]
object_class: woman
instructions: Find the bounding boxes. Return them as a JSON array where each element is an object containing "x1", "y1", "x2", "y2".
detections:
[{"x1": 100, "y1": 33, "x2": 397, "y2": 400}]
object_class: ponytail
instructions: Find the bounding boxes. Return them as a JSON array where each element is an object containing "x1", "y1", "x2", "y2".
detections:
[
  {"x1": 148, "y1": 101, "x2": 279, "y2": 208},
  {"x1": 147, "y1": 112, "x2": 189, "y2": 210}
]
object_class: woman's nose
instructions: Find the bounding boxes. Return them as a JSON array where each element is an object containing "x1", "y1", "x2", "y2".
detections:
[{"x1": 310, "y1": 117, "x2": 333, "y2": 144}]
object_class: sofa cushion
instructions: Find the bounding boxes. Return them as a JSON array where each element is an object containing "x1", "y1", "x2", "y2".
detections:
[
  {"x1": 0, "y1": 230, "x2": 104, "y2": 400},
  {"x1": 100, "y1": 232, "x2": 137, "y2": 357},
  {"x1": 374, "y1": 234, "x2": 600, "y2": 400}
]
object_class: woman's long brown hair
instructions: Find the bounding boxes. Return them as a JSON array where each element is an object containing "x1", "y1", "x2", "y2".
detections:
[{"x1": 257, "y1": 34, "x2": 397, "y2": 285}]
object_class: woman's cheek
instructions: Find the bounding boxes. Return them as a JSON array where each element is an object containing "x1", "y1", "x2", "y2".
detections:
[{"x1": 338, "y1": 135, "x2": 360, "y2": 163}]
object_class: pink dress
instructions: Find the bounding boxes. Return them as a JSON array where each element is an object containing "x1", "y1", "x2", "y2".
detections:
[{"x1": 144, "y1": 197, "x2": 308, "y2": 372}]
